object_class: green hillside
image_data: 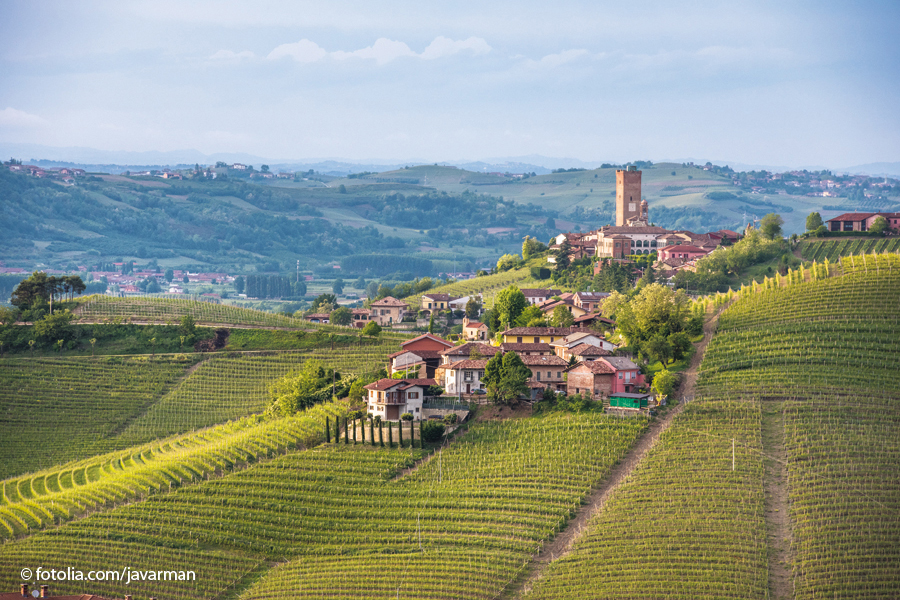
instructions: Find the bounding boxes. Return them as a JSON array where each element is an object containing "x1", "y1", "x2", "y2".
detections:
[{"x1": 527, "y1": 253, "x2": 900, "y2": 599}]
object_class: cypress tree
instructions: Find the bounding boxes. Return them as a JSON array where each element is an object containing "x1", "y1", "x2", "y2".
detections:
[
  {"x1": 419, "y1": 421, "x2": 424, "y2": 448},
  {"x1": 370, "y1": 419, "x2": 376, "y2": 447},
  {"x1": 398, "y1": 420, "x2": 404, "y2": 448},
  {"x1": 353, "y1": 418, "x2": 358, "y2": 444},
  {"x1": 343, "y1": 417, "x2": 349, "y2": 444},
  {"x1": 335, "y1": 417, "x2": 340, "y2": 442},
  {"x1": 325, "y1": 417, "x2": 331, "y2": 443},
  {"x1": 379, "y1": 421, "x2": 385, "y2": 447},
  {"x1": 388, "y1": 422, "x2": 394, "y2": 448}
]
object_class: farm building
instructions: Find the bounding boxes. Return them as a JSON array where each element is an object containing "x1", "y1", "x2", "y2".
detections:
[
  {"x1": 609, "y1": 392, "x2": 654, "y2": 410},
  {"x1": 363, "y1": 378, "x2": 435, "y2": 421}
]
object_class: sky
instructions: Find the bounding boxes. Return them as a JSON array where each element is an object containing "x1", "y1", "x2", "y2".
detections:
[{"x1": 1, "y1": 0, "x2": 898, "y2": 169}]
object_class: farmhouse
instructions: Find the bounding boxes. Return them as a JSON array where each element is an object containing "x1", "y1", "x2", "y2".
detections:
[
  {"x1": 369, "y1": 296, "x2": 409, "y2": 326},
  {"x1": 565, "y1": 356, "x2": 645, "y2": 398},
  {"x1": 520, "y1": 289, "x2": 562, "y2": 305},
  {"x1": 462, "y1": 317, "x2": 490, "y2": 341},
  {"x1": 421, "y1": 292, "x2": 454, "y2": 313},
  {"x1": 656, "y1": 244, "x2": 712, "y2": 262},
  {"x1": 825, "y1": 212, "x2": 900, "y2": 232},
  {"x1": 521, "y1": 355, "x2": 569, "y2": 393},
  {"x1": 364, "y1": 378, "x2": 435, "y2": 421},
  {"x1": 443, "y1": 359, "x2": 489, "y2": 395}
]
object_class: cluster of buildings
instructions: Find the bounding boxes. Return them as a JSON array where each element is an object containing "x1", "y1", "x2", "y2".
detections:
[
  {"x1": 550, "y1": 166, "x2": 744, "y2": 276},
  {"x1": 363, "y1": 324, "x2": 649, "y2": 421},
  {"x1": 7, "y1": 164, "x2": 86, "y2": 184}
]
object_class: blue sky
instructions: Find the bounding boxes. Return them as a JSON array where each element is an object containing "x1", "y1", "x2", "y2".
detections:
[{"x1": 0, "y1": 0, "x2": 898, "y2": 168}]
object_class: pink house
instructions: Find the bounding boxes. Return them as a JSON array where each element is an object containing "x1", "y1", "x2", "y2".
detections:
[
  {"x1": 657, "y1": 245, "x2": 711, "y2": 262},
  {"x1": 601, "y1": 357, "x2": 645, "y2": 394}
]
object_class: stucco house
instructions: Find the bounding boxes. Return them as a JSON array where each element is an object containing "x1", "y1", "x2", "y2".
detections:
[
  {"x1": 369, "y1": 296, "x2": 410, "y2": 326},
  {"x1": 364, "y1": 378, "x2": 435, "y2": 421}
]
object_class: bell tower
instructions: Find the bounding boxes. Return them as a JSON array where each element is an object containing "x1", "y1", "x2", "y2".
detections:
[{"x1": 615, "y1": 166, "x2": 642, "y2": 226}]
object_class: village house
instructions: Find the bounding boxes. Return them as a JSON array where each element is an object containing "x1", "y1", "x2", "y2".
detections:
[
  {"x1": 364, "y1": 378, "x2": 435, "y2": 421},
  {"x1": 305, "y1": 313, "x2": 330, "y2": 324},
  {"x1": 565, "y1": 355, "x2": 644, "y2": 399},
  {"x1": 572, "y1": 291, "x2": 609, "y2": 312},
  {"x1": 825, "y1": 212, "x2": 900, "y2": 232},
  {"x1": 567, "y1": 343, "x2": 612, "y2": 362},
  {"x1": 656, "y1": 244, "x2": 712, "y2": 263},
  {"x1": 602, "y1": 356, "x2": 645, "y2": 393},
  {"x1": 421, "y1": 293, "x2": 455, "y2": 313},
  {"x1": 388, "y1": 334, "x2": 452, "y2": 379},
  {"x1": 438, "y1": 342, "x2": 499, "y2": 366},
  {"x1": 537, "y1": 297, "x2": 590, "y2": 319},
  {"x1": 443, "y1": 359, "x2": 489, "y2": 395},
  {"x1": 572, "y1": 313, "x2": 615, "y2": 330},
  {"x1": 521, "y1": 355, "x2": 569, "y2": 394},
  {"x1": 462, "y1": 316, "x2": 490, "y2": 341},
  {"x1": 369, "y1": 296, "x2": 409, "y2": 326},
  {"x1": 500, "y1": 326, "x2": 582, "y2": 345},
  {"x1": 498, "y1": 342, "x2": 554, "y2": 356},
  {"x1": 550, "y1": 331, "x2": 616, "y2": 360},
  {"x1": 520, "y1": 289, "x2": 562, "y2": 305},
  {"x1": 351, "y1": 308, "x2": 371, "y2": 328}
]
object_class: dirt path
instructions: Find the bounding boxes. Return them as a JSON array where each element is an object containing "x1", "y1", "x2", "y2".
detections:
[
  {"x1": 761, "y1": 403, "x2": 794, "y2": 600},
  {"x1": 507, "y1": 306, "x2": 722, "y2": 599}
]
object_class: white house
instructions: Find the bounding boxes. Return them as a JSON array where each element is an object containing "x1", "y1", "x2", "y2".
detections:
[
  {"x1": 551, "y1": 331, "x2": 616, "y2": 360},
  {"x1": 443, "y1": 359, "x2": 489, "y2": 395},
  {"x1": 363, "y1": 378, "x2": 435, "y2": 421}
]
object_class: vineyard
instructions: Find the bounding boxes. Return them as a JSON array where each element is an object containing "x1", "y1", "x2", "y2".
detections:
[
  {"x1": 800, "y1": 237, "x2": 900, "y2": 262},
  {"x1": 0, "y1": 356, "x2": 198, "y2": 479},
  {"x1": 0, "y1": 338, "x2": 399, "y2": 482},
  {"x1": 72, "y1": 295, "x2": 411, "y2": 340},
  {"x1": 0, "y1": 401, "x2": 349, "y2": 540},
  {"x1": 526, "y1": 399, "x2": 768, "y2": 599},
  {"x1": 0, "y1": 413, "x2": 647, "y2": 600},
  {"x1": 695, "y1": 263, "x2": 900, "y2": 598}
]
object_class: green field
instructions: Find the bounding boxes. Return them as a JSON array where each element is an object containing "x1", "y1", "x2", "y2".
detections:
[{"x1": 800, "y1": 237, "x2": 900, "y2": 262}]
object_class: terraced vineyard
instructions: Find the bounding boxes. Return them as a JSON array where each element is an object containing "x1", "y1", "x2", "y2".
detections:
[
  {"x1": 0, "y1": 401, "x2": 349, "y2": 540},
  {"x1": 0, "y1": 356, "x2": 198, "y2": 479},
  {"x1": 73, "y1": 295, "x2": 411, "y2": 339},
  {"x1": 526, "y1": 400, "x2": 768, "y2": 599},
  {"x1": 0, "y1": 414, "x2": 647, "y2": 600},
  {"x1": 800, "y1": 237, "x2": 900, "y2": 262},
  {"x1": 0, "y1": 338, "x2": 399, "y2": 481},
  {"x1": 114, "y1": 340, "x2": 400, "y2": 446},
  {"x1": 696, "y1": 261, "x2": 900, "y2": 599}
]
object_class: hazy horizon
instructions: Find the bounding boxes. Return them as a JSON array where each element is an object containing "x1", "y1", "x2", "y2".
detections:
[{"x1": 1, "y1": 0, "x2": 898, "y2": 168}]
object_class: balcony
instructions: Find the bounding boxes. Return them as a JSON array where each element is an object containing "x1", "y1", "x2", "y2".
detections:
[{"x1": 378, "y1": 392, "x2": 406, "y2": 405}]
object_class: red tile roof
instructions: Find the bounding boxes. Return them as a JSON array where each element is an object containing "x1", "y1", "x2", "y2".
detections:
[
  {"x1": 400, "y1": 333, "x2": 454, "y2": 348},
  {"x1": 422, "y1": 293, "x2": 454, "y2": 301},
  {"x1": 371, "y1": 296, "x2": 409, "y2": 307},
  {"x1": 520, "y1": 355, "x2": 569, "y2": 366},
  {"x1": 388, "y1": 349, "x2": 445, "y2": 360},
  {"x1": 364, "y1": 378, "x2": 436, "y2": 391},
  {"x1": 566, "y1": 360, "x2": 616, "y2": 374},
  {"x1": 570, "y1": 343, "x2": 611, "y2": 356},
  {"x1": 446, "y1": 359, "x2": 490, "y2": 369},
  {"x1": 519, "y1": 288, "x2": 562, "y2": 297}
]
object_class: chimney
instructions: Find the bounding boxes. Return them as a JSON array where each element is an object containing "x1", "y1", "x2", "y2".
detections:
[
  {"x1": 20, "y1": 584, "x2": 28, "y2": 597},
  {"x1": 40, "y1": 585, "x2": 48, "y2": 598}
]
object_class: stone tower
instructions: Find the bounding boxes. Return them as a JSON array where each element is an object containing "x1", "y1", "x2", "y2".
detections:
[{"x1": 615, "y1": 166, "x2": 642, "y2": 226}]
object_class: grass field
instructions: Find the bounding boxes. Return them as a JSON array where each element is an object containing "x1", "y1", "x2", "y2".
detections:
[{"x1": 800, "y1": 237, "x2": 900, "y2": 262}]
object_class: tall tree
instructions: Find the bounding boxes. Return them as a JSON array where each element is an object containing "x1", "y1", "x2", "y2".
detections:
[
  {"x1": 482, "y1": 351, "x2": 531, "y2": 406},
  {"x1": 495, "y1": 285, "x2": 527, "y2": 329},
  {"x1": 760, "y1": 213, "x2": 784, "y2": 240},
  {"x1": 805, "y1": 212, "x2": 824, "y2": 232}
]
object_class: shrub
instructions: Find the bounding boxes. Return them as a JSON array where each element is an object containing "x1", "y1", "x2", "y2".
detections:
[{"x1": 420, "y1": 421, "x2": 445, "y2": 443}]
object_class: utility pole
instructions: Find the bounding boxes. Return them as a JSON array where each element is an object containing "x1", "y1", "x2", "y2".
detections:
[{"x1": 296, "y1": 259, "x2": 300, "y2": 283}]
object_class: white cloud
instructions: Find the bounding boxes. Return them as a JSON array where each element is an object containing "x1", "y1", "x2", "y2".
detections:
[
  {"x1": 332, "y1": 38, "x2": 416, "y2": 65},
  {"x1": 209, "y1": 49, "x2": 256, "y2": 60},
  {"x1": 0, "y1": 107, "x2": 48, "y2": 128},
  {"x1": 532, "y1": 49, "x2": 590, "y2": 68},
  {"x1": 267, "y1": 36, "x2": 490, "y2": 65},
  {"x1": 420, "y1": 36, "x2": 491, "y2": 60},
  {"x1": 267, "y1": 39, "x2": 327, "y2": 63}
]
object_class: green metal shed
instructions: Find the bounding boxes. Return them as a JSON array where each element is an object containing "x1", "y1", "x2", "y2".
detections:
[{"x1": 609, "y1": 392, "x2": 653, "y2": 409}]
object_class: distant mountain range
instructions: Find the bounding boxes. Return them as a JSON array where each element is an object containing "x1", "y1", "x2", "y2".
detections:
[{"x1": 1, "y1": 142, "x2": 897, "y2": 178}]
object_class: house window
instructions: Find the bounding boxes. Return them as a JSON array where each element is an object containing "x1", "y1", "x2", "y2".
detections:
[
  {"x1": 533, "y1": 337, "x2": 539, "y2": 343},
  {"x1": 408, "y1": 392, "x2": 419, "y2": 399},
  {"x1": 618, "y1": 373, "x2": 623, "y2": 379},
  {"x1": 415, "y1": 407, "x2": 419, "y2": 413},
  {"x1": 517, "y1": 337, "x2": 523, "y2": 343},
  {"x1": 547, "y1": 371, "x2": 552, "y2": 379},
  {"x1": 464, "y1": 371, "x2": 473, "y2": 382},
  {"x1": 536, "y1": 371, "x2": 541, "y2": 381},
  {"x1": 557, "y1": 371, "x2": 562, "y2": 378}
]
